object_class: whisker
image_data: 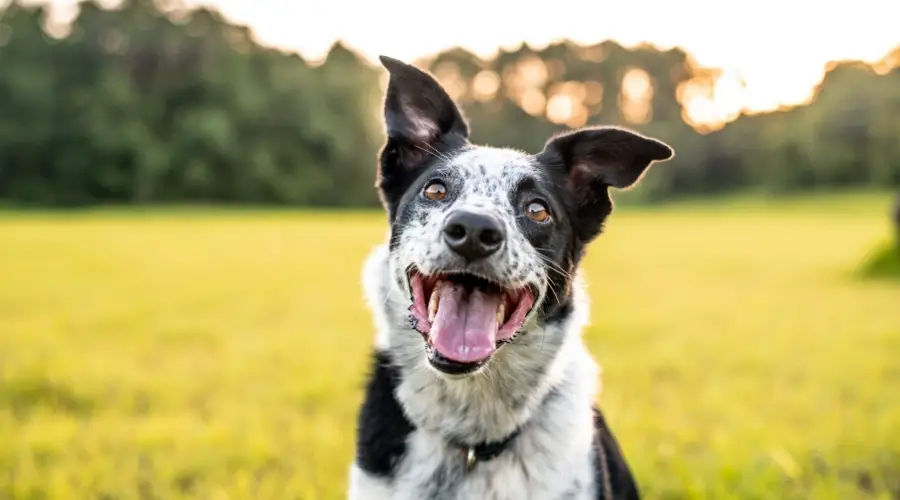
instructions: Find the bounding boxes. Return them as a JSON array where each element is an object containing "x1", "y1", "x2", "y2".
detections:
[
  {"x1": 420, "y1": 142, "x2": 451, "y2": 162},
  {"x1": 545, "y1": 281, "x2": 562, "y2": 306},
  {"x1": 530, "y1": 247, "x2": 574, "y2": 275},
  {"x1": 413, "y1": 142, "x2": 451, "y2": 163},
  {"x1": 385, "y1": 264, "x2": 415, "y2": 308},
  {"x1": 538, "y1": 259, "x2": 573, "y2": 281},
  {"x1": 413, "y1": 144, "x2": 441, "y2": 161},
  {"x1": 533, "y1": 253, "x2": 574, "y2": 281}
]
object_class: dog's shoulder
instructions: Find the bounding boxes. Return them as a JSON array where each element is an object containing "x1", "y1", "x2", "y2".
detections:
[
  {"x1": 355, "y1": 350, "x2": 415, "y2": 477},
  {"x1": 592, "y1": 407, "x2": 640, "y2": 500}
]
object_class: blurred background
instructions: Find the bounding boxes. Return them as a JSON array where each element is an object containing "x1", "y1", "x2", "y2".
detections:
[{"x1": 0, "y1": 0, "x2": 899, "y2": 498}]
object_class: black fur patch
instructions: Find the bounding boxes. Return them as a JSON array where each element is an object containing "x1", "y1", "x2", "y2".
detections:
[
  {"x1": 592, "y1": 407, "x2": 640, "y2": 500},
  {"x1": 522, "y1": 127, "x2": 672, "y2": 322},
  {"x1": 535, "y1": 126, "x2": 673, "y2": 243},
  {"x1": 510, "y1": 165, "x2": 582, "y2": 320},
  {"x1": 355, "y1": 350, "x2": 415, "y2": 477}
]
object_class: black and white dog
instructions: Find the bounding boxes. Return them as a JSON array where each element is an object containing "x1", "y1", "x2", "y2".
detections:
[{"x1": 349, "y1": 56, "x2": 673, "y2": 500}]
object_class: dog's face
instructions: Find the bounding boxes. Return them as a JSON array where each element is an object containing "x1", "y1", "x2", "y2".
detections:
[{"x1": 376, "y1": 56, "x2": 673, "y2": 377}]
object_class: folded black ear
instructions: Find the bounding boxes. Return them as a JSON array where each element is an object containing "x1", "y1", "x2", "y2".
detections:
[
  {"x1": 537, "y1": 126, "x2": 673, "y2": 241},
  {"x1": 377, "y1": 56, "x2": 469, "y2": 216},
  {"x1": 540, "y1": 126, "x2": 673, "y2": 189}
]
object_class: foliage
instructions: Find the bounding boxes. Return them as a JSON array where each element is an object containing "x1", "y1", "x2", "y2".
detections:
[
  {"x1": 1, "y1": 193, "x2": 898, "y2": 499},
  {"x1": 859, "y1": 240, "x2": 900, "y2": 280},
  {"x1": 0, "y1": 1, "x2": 899, "y2": 206},
  {"x1": 420, "y1": 48, "x2": 900, "y2": 203},
  {"x1": 0, "y1": 0, "x2": 383, "y2": 206}
]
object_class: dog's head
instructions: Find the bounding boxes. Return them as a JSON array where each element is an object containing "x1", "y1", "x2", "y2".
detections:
[{"x1": 375, "y1": 56, "x2": 673, "y2": 377}]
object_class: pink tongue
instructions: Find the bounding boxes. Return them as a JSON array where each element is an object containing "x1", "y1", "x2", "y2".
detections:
[{"x1": 431, "y1": 284, "x2": 501, "y2": 363}]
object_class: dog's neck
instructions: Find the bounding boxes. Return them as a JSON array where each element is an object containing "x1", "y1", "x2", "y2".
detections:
[{"x1": 362, "y1": 244, "x2": 600, "y2": 445}]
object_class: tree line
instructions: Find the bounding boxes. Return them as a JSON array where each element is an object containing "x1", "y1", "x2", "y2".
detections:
[{"x1": 0, "y1": 0, "x2": 898, "y2": 207}]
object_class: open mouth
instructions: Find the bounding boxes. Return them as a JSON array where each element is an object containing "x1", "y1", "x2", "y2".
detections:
[{"x1": 407, "y1": 268, "x2": 536, "y2": 374}]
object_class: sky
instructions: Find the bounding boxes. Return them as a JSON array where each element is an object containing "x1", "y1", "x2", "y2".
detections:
[{"x1": 35, "y1": 0, "x2": 900, "y2": 125}]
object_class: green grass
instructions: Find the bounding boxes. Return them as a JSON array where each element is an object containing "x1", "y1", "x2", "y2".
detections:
[
  {"x1": 1, "y1": 192, "x2": 898, "y2": 499},
  {"x1": 860, "y1": 240, "x2": 900, "y2": 281}
]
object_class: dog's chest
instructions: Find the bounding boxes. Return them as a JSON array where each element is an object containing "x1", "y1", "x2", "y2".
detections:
[{"x1": 390, "y1": 429, "x2": 596, "y2": 500}]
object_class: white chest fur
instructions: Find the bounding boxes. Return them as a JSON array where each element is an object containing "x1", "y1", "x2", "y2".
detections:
[
  {"x1": 350, "y1": 402, "x2": 599, "y2": 500},
  {"x1": 348, "y1": 345, "x2": 603, "y2": 500},
  {"x1": 393, "y1": 403, "x2": 598, "y2": 500},
  {"x1": 350, "y1": 245, "x2": 604, "y2": 499}
]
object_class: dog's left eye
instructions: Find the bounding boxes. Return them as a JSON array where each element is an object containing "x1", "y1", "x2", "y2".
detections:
[
  {"x1": 526, "y1": 201, "x2": 551, "y2": 223},
  {"x1": 423, "y1": 181, "x2": 448, "y2": 201}
]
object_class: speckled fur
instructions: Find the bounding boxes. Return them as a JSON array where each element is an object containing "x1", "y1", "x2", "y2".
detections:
[
  {"x1": 355, "y1": 243, "x2": 601, "y2": 500},
  {"x1": 353, "y1": 146, "x2": 602, "y2": 499},
  {"x1": 391, "y1": 147, "x2": 549, "y2": 322},
  {"x1": 349, "y1": 56, "x2": 670, "y2": 500}
]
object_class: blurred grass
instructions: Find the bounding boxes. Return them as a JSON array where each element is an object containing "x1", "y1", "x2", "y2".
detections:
[
  {"x1": 859, "y1": 240, "x2": 900, "y2": 281},
  {"x1": 0, "y1": 192, "x2": 898, "y2": 499}
]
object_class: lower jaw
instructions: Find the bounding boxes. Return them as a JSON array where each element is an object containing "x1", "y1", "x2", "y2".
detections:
[{"x1": 425, "y1": 344, "x2": 490, "y2": 375}]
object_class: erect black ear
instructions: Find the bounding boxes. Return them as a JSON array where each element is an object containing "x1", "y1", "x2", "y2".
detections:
[
  {"x1": 537, "y1": 126, "x2": 673, "y2": 241},
  {"x1": 380, "y1": 56, "x2": 468, "y2": 144}
]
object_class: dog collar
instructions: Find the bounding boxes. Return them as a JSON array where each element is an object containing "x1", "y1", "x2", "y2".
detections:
[{"x1": 457, "y1": 428, "x2": 522, "y2": 473}]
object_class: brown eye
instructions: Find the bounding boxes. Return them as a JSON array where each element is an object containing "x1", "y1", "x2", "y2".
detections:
[
  {"x1": 423, "y1": 181, "x2": 447, "y2": 201},
  {"x1": 526, "y1": 201, "x2": 550, "y2": 223}
]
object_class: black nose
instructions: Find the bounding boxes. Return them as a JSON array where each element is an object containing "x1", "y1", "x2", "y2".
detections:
[{"x1": 442, "y1": 210, "x2": 506, "y2": 261}]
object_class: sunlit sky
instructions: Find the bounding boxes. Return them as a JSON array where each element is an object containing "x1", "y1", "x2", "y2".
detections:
[{"x1": 39, "y1": 0, "x2": 900, "y2": 124}]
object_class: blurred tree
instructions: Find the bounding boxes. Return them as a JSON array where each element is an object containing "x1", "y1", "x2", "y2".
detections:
[
  {"x1": 0, "y1": 0, "x2": 898, "y2": 206},
  {"x1": 423, "y1": 42, "x2": 900, "y2": 202},
  {"x1": 0, "y1": 0, "x2": 381, "y2": 206}
]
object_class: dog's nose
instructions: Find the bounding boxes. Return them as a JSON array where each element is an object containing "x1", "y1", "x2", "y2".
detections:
[{"x1": 442, "y1": 210, "x2": 506, "y2": 261}]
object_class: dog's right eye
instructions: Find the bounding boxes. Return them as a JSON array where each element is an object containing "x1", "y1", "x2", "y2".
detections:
[
  {"x1": 423, "y1": 181, "x2": 448, "y2": 201},
  {"x1": 526, "y1": 201, "x2": 551, "y2": 223}
]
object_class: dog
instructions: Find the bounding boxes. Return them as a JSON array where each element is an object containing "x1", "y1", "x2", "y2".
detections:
[{"x1": 348, "y1": 56, "x2": 674, "y2": 500}]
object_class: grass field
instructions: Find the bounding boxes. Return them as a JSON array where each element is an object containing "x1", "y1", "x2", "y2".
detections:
[{"x1": 1, "y1": 192, "x2": 898, "y2": 499}]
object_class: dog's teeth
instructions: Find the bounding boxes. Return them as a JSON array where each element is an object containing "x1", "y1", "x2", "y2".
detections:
[
  {"x1": 496, "y1": 302, "x2": 506, "y2": 325},
  {"x1": 428, "y1": 281, "x2": 443, "y2": 321}
]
